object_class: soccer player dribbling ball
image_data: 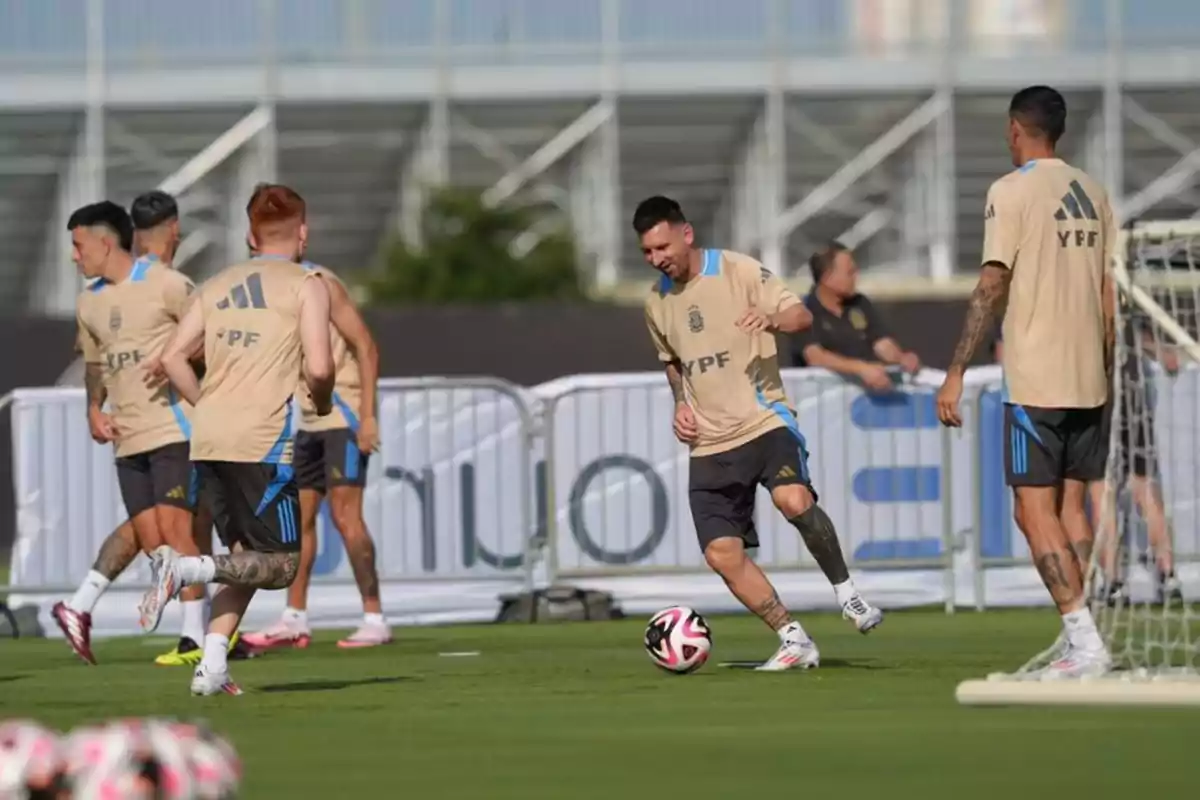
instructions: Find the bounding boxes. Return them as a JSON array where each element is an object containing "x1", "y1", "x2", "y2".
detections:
[
  {"x1": 636, "y1": 196, "x2": 884, "y2": 672},
  {"x1": 936, "y1": 86, "x2": 1117, "y2": 678}
]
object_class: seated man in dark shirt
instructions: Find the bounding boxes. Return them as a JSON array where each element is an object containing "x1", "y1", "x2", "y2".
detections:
[{"x1": 792, "y1": 242, "x2": 921, "y2": 392}]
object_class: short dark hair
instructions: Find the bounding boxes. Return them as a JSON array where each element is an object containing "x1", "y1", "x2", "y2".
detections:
[
  {"x1": 632, "y1": 196, "x2": 687, "y2": 235},
  {"x1": 809, "y1": 241, "x2": 849, "y2": 283},
  {"x1": 130, "y1": 190, "x2": 178, "y2": 230},
  {"x1": 1009, "y1": 85, "x2": 1067, "y2": 145},
  {"x1": 67, "y1": 201, "x2": 134, "y2": 251}
]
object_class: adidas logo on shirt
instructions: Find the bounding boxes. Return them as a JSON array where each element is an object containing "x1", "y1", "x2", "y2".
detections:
[
  {"x1": 1053, "y1": 180, "x2": 1099, "y2": 221},
  {"x1": 216, "y1": 273, "x2": 268, "y2": 310}
]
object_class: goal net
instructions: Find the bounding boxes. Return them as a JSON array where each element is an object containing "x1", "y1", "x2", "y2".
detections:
[{"x1": 959, "y1": 220, "x2": 1200, "y2": 707}]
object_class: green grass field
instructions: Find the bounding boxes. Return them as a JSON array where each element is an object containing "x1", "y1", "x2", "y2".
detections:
[{"x1": 1, "y1": 609, "x2": 1197, "y2": 798}]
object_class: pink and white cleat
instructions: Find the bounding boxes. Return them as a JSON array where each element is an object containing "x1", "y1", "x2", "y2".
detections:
[
  {"x1": 240, "y1": 619, "x2": 312, "y2": 652},
  {"x1": 337, "y1": 622, "x2": 393, "y2": 649}
]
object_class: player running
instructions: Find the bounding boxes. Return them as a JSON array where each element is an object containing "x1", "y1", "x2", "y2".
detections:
[
  {"x1": 52, "y1": 191, "x2": 250, "y2": 667},
  {"x1": 937, "y1": 85, "x2": 1116, "y2": 677},
  {"x1": 140, "y1": 183, "x2": 334, "y2": 695},
  {"x1": 635, "y1": 196, "x2": 884, "y2": 672},
  {"x1": 242, "y1": 259, "x2": 389, "y2": 651},
  {"x1": 53, "y1": 198, "x2": 203, "y2": 662}
]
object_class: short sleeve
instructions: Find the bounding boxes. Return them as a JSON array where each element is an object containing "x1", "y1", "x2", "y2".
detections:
[
  {"x1": 856, "y1": 295, "x2": 891, "y2": 345},
  {"x1": 740, "y1": 259, "x2": 799, "y2": 313},
  {"x1": 75, "y1": 304, "x2": 101, "y2": 363},
  {"x1": 981, "y1": 179, "x2": 1022, "y2": 270},
  {"x1": 162, "y1": 271, "x2": 196, "y2": 320},
  {"x1": 644, "y1": 300, "x2": 675, "y2": 364}
]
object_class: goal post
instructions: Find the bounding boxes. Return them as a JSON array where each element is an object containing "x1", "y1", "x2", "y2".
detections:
[{"x1": 958, "y1": 219, "x2": 1200, "y2": 707}]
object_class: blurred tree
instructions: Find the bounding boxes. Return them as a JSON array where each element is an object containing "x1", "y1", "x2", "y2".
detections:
[{"x1": 364, "y1": 187, "x2": 586, "y2": 305}]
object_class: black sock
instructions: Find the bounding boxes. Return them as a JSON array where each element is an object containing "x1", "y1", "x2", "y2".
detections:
[{"x1": 788, "y1": 505, "x2": 851, "y2": 586}]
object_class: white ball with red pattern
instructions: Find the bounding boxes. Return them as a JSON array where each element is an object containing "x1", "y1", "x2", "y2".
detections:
[
  {"x1": 644, "y1": 606, "x2": 712, "y2": 674},
  {"x1": 0, "y1": 719, "x2": 61, "y2": 796}
]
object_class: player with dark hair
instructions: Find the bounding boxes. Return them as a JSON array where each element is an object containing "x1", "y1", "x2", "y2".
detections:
[
  {"x1": 795, "y1": 241, "x2": 921, "y2": 390},
  {"x1": 635, "y1": 195, "x2": 883, "y2": 672},
  {"x1": 242, "y1": 253, "x2": 388, "y2": 651},
  {"x1": 53, "y1": 192, "x2": 251, "y2": 667},
  {"x1": 141, "y1": 183, "x2": 335, "y2": 696},
  {"x1": 52, "y1": 199, "x2": 197, "y2": 663},
  {"x1": 937, "y1": 85, "x2": 1117, "y2": 677}
]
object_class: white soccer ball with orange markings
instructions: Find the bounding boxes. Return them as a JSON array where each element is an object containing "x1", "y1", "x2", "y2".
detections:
[{"x1": 644, "y1": 606, "x2": 712, "y2": 674}]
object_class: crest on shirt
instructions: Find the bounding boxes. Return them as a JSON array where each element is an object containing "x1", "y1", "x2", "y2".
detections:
[
  {"x1": 108, "y1": 306, "x2": 122, "y2": 333},
  {"x1": 687, "y1": 305, "x2": 704, "y2": 333},
  {"x1": 848, "y1": 308, "x2": 867, "y2": 331}
]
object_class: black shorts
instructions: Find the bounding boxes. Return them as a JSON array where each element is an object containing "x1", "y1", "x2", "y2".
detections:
[
  {"x1": 196, "y1": 461, "x2": 300, "y2": 553},
  {"x1": 1107, "y1": 386, "x2": 1158, "y2": 478},
  {"x1": 1003, "y1": 403, "x2": 1108, "y2": 487},
  {"x1": 688, "y1": 426, "x2": 817, "y2": 551},
  {"x1": 294, "y1": 428, "x2": 369, "y2": 493},
  {"x1": 115, "y1": 441, "x2": 196, "y2": 518}
]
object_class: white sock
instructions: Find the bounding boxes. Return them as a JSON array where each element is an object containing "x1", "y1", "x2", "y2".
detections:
[
  {"x1": 777, "y1": 620, "x2": 810, "y2": 645},
  {"x1": 67, "y1": 571, "x2": 110, "y2": 614},
  {"x1": 177, "y1": 556, "x2": 216, "y2": 585},
  {"x1": 200, "y1": 633, "x2": 230, "y2": 674},
  {"x1": 282, "y1": 607, "x2": 307, "y2": 628},
  {"x1": 364, "y1": 612, "x2": 386, "y2": 627},
  {"x1": 180, "y1": 599, "x2": 206, "y2": 645},
  {"x1": 1062, "y1": 608, "x2": 1105, "y2": 652},
  {"x1": 833, "y1": 579, "x2": 857, "y2": 606}
]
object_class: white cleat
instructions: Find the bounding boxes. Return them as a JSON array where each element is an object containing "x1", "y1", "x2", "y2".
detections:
[
  {"x1": 755, "y1": 639, "x2": 821, "y2": 672},
  {"x1": 1038, "y1": 646, "x2": 1112, "y2": 681},
  {"x1": 842, "y1": 594, "x2": 884, "y2": 634},
  {"x1": 191, "y1": 665, "x2": 244, "y2": 697},
  {"x1": 138, "y1": 546, "x2": 182, "y2": 633}
]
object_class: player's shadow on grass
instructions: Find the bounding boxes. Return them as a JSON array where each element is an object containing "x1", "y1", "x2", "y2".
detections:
[
  {"x1": 0, "y1": 675, "x2": 27, "y2": 684},
  {"x1": 258, "y1": 676, "x2": 414, "y2": 693}
]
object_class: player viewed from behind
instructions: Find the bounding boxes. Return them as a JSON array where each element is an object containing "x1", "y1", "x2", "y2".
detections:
[
  {"x1": 936, "y1": 86, "x2": 1116, "y2": 677},
  {"x1": 244, "y1": 244, "x2": 387, "y2": 650},
  {"x1": 636, "y1": 196, "x2": 883, "y2": 672},
  {"x1": 140, "y1": 184, "x2": 335, "y2": 696},
  {"x1": 52, "y1": 198, "x2": 202, "y2": 664}
]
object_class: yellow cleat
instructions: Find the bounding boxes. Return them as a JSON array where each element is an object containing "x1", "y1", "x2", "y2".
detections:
[{"x1": 154, "y1": 632, "x2": 250, "y2": 666}]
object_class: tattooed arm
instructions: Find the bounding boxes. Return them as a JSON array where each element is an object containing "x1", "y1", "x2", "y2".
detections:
[
  {"x1": 948, "y1": 264, "x2": 1013, "y2": 375},
  {"x1": 211, "y1": 552, "x2": 300, "y2": 590},
  {"x1": 665, "y1": 360, "x2": 686, "y2": 403}
]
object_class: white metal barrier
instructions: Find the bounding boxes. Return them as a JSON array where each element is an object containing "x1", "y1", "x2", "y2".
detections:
[{"x1": 6, "y1": 367, "x2": 1200, "y2": 636}]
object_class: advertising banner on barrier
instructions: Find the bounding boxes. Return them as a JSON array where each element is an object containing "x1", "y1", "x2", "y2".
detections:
[{"x1": 8, "y1": 365, "x2": 1200, "y2": 637}]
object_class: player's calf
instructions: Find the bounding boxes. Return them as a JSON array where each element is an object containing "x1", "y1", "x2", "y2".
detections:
[
  {"x1": 703, "y1": 538, "x2": 818, "y2": 671},
  {"x1": 771, "y1": 486, "x2": 882, "y2": 634},
  {"x1": 54, "y1": 521, "x2": 141, "y2": 665}
]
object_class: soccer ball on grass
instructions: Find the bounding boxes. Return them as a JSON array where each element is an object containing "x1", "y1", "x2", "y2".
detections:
[{"x1": 644, "y1": 606, "x2": 712, "y2": 674}]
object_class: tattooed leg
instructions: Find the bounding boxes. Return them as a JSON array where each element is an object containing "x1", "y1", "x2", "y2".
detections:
[
  {"x1": 329, "y1": 487, "x2": 382, "y2": 614},
  {"x1": 1014, "y1": 487, "x2": 1086, "y2": 612},
  {"x1": 211, "y1": 552, "x2": 300, "y2": 590},
  {"x1": 788, "y1": 505, "x2": 851, "y2": 585},
  {"x1": 703, "y1": 538, "x2": 794, "y2": 631},
  {"x1": 91, "y1": 522, "x2": 140, "y2": 581}
]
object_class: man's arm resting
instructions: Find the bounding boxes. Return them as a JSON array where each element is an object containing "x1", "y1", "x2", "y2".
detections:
[
  {"x1": 873, "y1": 337, "x2": 908, "y2": 365},
  {"x1": 947, "y1": 263, "x2": 1012, "y2": 375},
  {"x1": 327, "y1": 277, "x2": 378, "y2": 420},
  {"x1": 802, "y1": 344, "x2": 875, "y2": 381},
  {"x1": 161, "y1": 298, "x2": 206, "y2": 405}
]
